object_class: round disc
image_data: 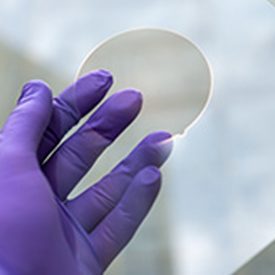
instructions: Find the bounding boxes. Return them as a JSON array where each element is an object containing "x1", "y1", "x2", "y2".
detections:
[{"x1": 76, "y1": 28, "x2": 212, "y2": 139}]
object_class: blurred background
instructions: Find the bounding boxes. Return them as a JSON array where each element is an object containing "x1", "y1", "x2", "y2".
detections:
[{"x1": 1, "y1": 0, "x2": 275, "y2": 274}]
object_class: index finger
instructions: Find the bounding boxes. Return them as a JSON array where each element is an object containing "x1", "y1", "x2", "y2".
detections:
[{"x1": 38, "y1": 69, "x2": 113, "y2": 162}]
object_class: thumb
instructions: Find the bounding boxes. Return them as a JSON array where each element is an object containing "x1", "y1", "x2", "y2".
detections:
[{"x1": 1, "y1": 80, "x2": 53, "y2": 152}]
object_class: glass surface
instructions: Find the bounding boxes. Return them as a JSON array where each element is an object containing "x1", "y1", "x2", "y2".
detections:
[{"x1": 76, "y1": 29, "x2": 212, "y2": 140}]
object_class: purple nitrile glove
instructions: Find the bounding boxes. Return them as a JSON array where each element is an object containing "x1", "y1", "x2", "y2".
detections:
[{"x1": 0, "y1": 70, "x2": 173, "y2": 275}]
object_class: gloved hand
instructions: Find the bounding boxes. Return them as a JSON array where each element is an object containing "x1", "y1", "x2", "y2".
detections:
[{"x1": 0, "y1": 70, "x2": 173, "y2": 275}]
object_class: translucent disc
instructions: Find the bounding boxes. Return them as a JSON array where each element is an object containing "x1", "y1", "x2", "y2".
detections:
[{"x1": 76, "y1": 28, "x2": 212, "y2": 139}]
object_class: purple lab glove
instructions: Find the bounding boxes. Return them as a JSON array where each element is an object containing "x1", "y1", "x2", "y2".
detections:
[{"x1": 0, "y1": 70, "x2": 173, "y2": 275}]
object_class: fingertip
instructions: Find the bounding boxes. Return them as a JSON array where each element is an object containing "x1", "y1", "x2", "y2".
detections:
[
  {"x1": 109, "y1": 89, "x2": 143, "y2": 114},
  {"x1": 64, "y1": 69, "x2": 114, "y2": 117},
  {"x1": 80, "y1": 69, "x2": 113, "y2": 90},
  {"x1": 144, "y1": 131, "x2": 172, "y2": 144},
  {"x1": 87, "y1": 89, "x2": 143, "y2": 141},
  {"x1": 134, "y1": 131, "x2": 173, "y2": 167},
  {"x1": 96, "y1": 69, "x2": 113, "y2": 81},
  {"x1": 19, "y1": 79, "x2": 52, "y2": 104},
  {"x1": 92, "y1": 69, "x2": 114, "y2": 87},
  {"x1": 23, "y1": 79, "x2": 52, "y2": 91}
]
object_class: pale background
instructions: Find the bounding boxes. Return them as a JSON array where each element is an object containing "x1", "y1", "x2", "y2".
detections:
[{"x1": 1, "y1": 0, "x2": 275, "y2": 274}]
